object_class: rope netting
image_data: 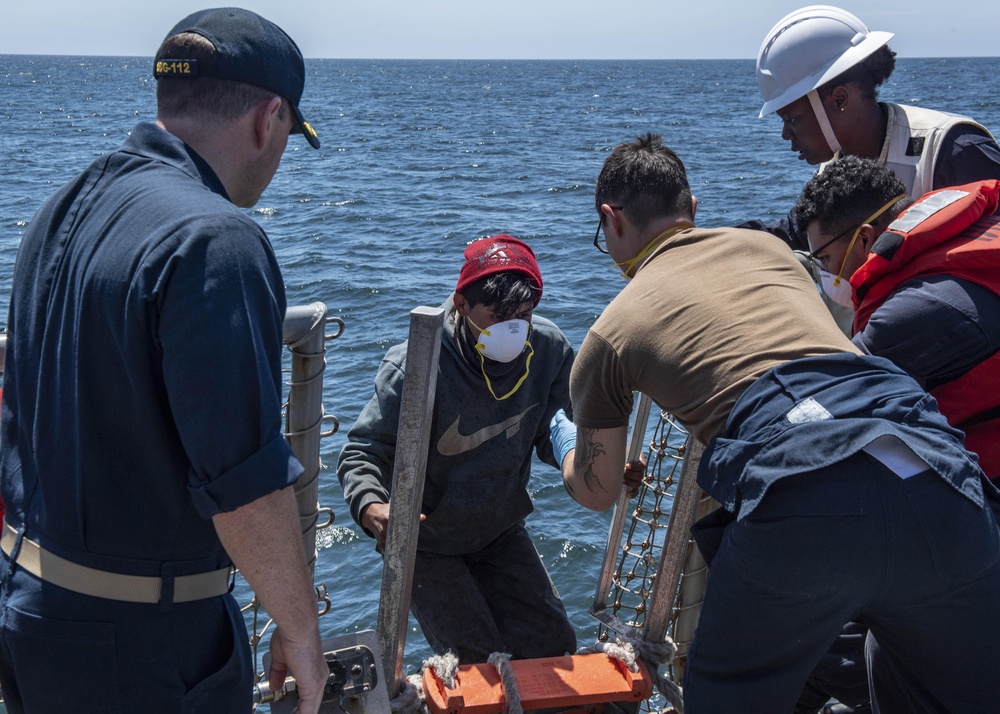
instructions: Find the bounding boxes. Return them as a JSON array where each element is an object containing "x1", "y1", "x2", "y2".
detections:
[{"x1": 595, "y1": 410, "x2": 709, "y2": 713}]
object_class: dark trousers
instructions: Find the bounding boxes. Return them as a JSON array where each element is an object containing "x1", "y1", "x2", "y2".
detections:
[
  {"x1": 0, "y1": 553, "x2": 252, "y2": 713},
  {"x1": 795, "y1": 620, "x2": 871, "y2": 713},
  {"x1": 409, "y1": 522, "x2": 576, "y2": 663},
  {"x1": 683, "y1": 453, "x2": 1000, "y2": 713}
]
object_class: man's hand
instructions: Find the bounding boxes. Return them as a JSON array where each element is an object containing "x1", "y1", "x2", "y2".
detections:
[
  {"x1": 212, "y1": 488, "x2": 325, "y2": 714},
  {"x1": 623, "y1": 455, "x2": 646, "y2": 498},
  {"x1": 361, "y1": 502, "x2": 390, "y2": 551},
  {"x1": 361, "y1": 502, "x2": 425, "y2": 552},
  {"x1": 268, "y1": 626, "x2": 328, "y2": 714}
]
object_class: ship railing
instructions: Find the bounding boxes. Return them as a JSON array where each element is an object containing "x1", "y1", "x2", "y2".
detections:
[{"x1": 243, "y1": 303, "x2": 346, "y2": 694}]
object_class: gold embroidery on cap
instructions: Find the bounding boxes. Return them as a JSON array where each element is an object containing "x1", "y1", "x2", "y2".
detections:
[{"x1": 154, "y1": 60, "x2": 199, "y2": 77}]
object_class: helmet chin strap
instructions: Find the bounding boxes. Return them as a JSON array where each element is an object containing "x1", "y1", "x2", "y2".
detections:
[{"x1": 807, "y1": 89, "x2": 842, "y2": 156}]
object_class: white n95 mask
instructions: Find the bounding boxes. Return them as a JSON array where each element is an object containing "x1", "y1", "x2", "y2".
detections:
[
  {"x1": 818, "y1": 268, "x2": 855, "y2": 308},
  {"x1": 469, "y1": 317, "x2": 530, "y2": 363},
  {"x1": 465, "y1": 316, "x2": 534, "y2": 401}
]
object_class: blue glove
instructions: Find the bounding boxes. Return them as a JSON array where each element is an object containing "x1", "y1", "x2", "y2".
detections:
[{"x1": 549, "y1": 408, "x2": 577, "y2": 466}]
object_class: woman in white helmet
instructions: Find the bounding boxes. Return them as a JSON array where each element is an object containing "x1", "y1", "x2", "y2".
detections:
[{"x1": 747, "y1": 5, "x2": 1000, "y2": 252}]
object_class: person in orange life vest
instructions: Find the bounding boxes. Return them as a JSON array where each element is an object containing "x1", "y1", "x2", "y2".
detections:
[
  {"x1": 791, "y1": 156, "x2": 1000, "y2": 714},
  {"x1": 793, "y1": 155, "x2": 1000, "y2": 481}
]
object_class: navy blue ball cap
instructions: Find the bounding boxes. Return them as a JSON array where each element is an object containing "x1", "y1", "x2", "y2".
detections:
[{"x1": 155, "y1": 7, "x2": 319, "y2": 149}]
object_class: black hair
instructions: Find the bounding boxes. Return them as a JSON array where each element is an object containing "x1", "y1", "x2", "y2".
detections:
[
  {"x1": 595, "y1": 132, "x2": 693, "y2": 232},
  {"x1": 155, "y1": 33, "x2": 284, "y2": 123},
  {"x1": 819, "y1": 45, "x2": 897, "y2": 101},
  {"x1": 461, "y1": 272, "x2": 540, "y2": 321},
  {"x1": 793, "y1": 155, "x2": 910, "y2": 237}
]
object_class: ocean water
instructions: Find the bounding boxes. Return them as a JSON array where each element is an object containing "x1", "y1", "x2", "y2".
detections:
[{"x1": 2, "y1": 55, "x2": 999, "y2": 679}]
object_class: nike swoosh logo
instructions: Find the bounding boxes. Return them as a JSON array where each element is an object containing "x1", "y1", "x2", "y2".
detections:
[{"x1": 436, "y1": 404, "x2": 538, "y2": 456}]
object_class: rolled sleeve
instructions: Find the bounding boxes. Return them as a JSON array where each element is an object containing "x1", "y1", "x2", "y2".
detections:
[
  {"x1": 189, "y1": 434, "x2": 303, "y2": 518},
  {"x1": 150, "y1": 216, "x2": 295, "y2": 520}
]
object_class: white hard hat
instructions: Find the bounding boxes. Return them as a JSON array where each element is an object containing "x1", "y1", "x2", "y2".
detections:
[{"x1": 756, "y1": 5, "x2": 894, "y2": 117}]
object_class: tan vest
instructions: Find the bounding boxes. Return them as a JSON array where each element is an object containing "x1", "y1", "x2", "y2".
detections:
[
  {"x1": 821, "y1": 103, "x2": 993, "y2": 199},
  {"x1": 883, "y1": 102, "x2": 994, "y2": 198}
]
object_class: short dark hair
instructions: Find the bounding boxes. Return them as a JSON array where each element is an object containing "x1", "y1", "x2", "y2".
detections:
[
  {"x1": 794, "y1": 155, "x2": 910, "y2": 237},
  {"x1": 461, "y1": 272, "x2": 540, "y2": 321},
  {"x1": 820, "y1": 45, "x2": 897, "y2": 102},
  {"x1": 595, "y1": 133, "x2": 693, "y2": 232},
  {"x1": 155, "y1": 33, "x2": 283, "y2": 123}
]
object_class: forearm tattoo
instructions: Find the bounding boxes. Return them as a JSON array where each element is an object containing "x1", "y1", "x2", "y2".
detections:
[{"x1": 576, "y1": 429, "x2": 609, "y2": 493}]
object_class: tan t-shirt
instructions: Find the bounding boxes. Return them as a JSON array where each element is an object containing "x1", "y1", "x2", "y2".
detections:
[{"x1": 571, "y1": 226, "x2": 861, "y2": 444}]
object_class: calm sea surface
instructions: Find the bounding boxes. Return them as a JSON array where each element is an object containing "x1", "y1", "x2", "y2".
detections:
[{"x1": 2, "y1": 55, "x2": 999, "y2": 675}]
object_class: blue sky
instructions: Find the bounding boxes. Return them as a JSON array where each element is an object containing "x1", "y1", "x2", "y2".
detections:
[{"x1": 2, "y1": 1, "x2": 996, "y2": 59}]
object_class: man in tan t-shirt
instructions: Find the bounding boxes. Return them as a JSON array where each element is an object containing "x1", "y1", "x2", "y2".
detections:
[{"x1": 554, "y1": 132, "x2": 1000, "y2": 713}]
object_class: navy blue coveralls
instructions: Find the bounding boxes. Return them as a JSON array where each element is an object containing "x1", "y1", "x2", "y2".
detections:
[
  {"x1": 683, "y1": 354, "x2": 1000, "y2": 714},
  {"x1": 0, "y1": 123, "x2": 302, "y2": 713}
]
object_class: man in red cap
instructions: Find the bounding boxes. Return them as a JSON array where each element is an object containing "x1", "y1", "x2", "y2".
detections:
[{"x1": 338, "y1": 235, "x2": 578, "y2": 663}]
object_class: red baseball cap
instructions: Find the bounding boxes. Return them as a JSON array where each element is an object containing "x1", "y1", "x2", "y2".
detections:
[{"x1": 455, "y1": 235, "x2": 543, "y2": 305}]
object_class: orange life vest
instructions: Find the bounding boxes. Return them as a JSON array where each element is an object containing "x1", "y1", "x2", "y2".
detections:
[{"x1": 851, "y1": 180, "x2": 1000, "y2": 479}]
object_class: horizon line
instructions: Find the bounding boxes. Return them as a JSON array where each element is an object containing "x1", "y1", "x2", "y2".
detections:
[{"x1": 3, "y1": 52, "x2": 999, "y2": 61}]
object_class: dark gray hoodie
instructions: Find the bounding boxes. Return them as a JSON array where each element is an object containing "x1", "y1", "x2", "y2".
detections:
[{"x1": 337, "y1": 296, "x2": 574, "y2": 554}]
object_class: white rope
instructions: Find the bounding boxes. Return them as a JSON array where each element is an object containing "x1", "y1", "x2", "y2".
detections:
[
  {"x1": 579, "y1": 625, "x2": 684, "y2": 714},
  {"x1": 487, "y1": 651, "x2": 523, "y2": 714},
  {"x1": 592, "y1": 639, "x2": 639, "y2": 671},
  {"x1": 389, "y1": 651, "x2": 460, "y2": 714},
  {"x1": 423, "y1": 652, "x2": 460, "y2": 689}
]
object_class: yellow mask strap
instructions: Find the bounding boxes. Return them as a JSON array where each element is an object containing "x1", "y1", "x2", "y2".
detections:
[
  {"x1": 833, "y1": 193, "x2": 906, "y2": 286},
  {"x1": 477, "y1": 341, "x2": 534, "y2": 401},
  {"x1": 615, "y1": 225, "x2": 689, "y2": 279},
  {"x1": 466, "y1": 314, "x2": 488, "y2": 339}
]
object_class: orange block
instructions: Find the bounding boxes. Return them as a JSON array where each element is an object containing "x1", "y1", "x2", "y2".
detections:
[{"x1": 422, "y1": 652, "x2": 653, "y2": 714}]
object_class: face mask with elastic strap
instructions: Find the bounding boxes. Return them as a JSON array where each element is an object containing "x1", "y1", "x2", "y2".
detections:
[
  {"x1": 466, "y1": 316, "x2": 534, "y2": 401},
  {"x1": 818, "y1": 267, "x2": 855, "y2": 307},
  {"x1": 824, "y1": 193, "x2": 906, "y2": 292}
]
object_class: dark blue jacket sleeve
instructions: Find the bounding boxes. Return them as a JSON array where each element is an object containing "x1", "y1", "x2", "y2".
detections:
[
  {"x1": 851, "y1": 276, "x2": 1000, "y2": 390},
  {"x1": 737, "y1": 210, "x2": 810, "y2": 252},
  {"x1": 933, "y1": 125, "x2": 1000, "y2": 190}
]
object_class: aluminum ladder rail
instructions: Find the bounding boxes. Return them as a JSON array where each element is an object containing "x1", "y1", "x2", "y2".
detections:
[
  {"x1": 374, "y1": 306, "x2": 444, "y2": 700},
  {"x1": 0, "y1": 306, "x2": 336, "y2": 575}
]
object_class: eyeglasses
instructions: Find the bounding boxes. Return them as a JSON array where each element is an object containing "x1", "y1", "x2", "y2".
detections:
[
  {"x1": 804, "y1": 222, "x2": 859, "y2": 272},
  {"x1": 593, "y1": 204, "x2": 623, "y2": 254},
  {"x1": 804, "y1": 193, "x2": 907, "y2": 276}
]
